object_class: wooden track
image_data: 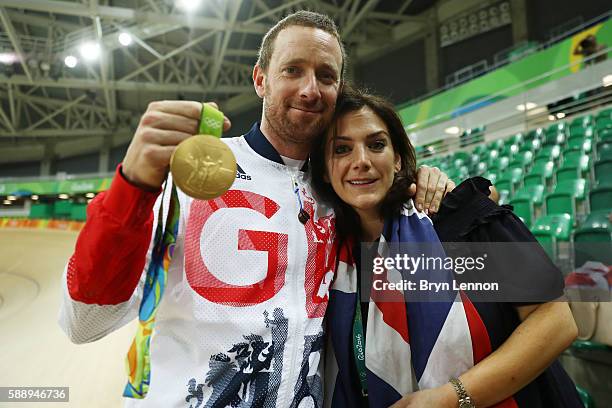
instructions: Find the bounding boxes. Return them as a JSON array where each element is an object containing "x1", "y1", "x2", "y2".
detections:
[{"x1": 0, "y1": 229, "x2": 136, "y2": 408}]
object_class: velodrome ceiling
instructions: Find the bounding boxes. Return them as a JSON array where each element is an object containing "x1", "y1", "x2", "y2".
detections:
[{"x1": 0, "y1": 0, "x2": 481, "y2": 164}]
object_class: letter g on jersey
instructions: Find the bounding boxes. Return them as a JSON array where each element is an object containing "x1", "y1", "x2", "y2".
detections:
[{"x1": 184, "y1": 190, "x2": 288, "y2": 306}]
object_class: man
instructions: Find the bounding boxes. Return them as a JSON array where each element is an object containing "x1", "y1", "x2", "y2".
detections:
[{"x1": 59, "y1": 11, "x2": 453, "y2": 407}]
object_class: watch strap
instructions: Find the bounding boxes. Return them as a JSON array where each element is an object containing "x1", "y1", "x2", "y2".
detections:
[{"x1": 450, "y1": 377, "x2": 475, "y2": 408}]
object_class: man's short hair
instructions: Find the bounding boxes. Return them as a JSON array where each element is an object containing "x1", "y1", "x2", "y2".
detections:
[{"x1": 256, "y1": 10, "x2": 346, "y2": 80}]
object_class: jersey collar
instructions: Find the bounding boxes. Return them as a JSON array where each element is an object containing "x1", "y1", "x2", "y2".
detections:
[{"x1": 244, "y1": 122, "x2": 309, "y2": 171}]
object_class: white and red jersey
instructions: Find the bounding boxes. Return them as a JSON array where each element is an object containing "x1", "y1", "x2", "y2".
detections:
[{"x1": 59, "y1": 123, "x2": 338, "y2": 407}]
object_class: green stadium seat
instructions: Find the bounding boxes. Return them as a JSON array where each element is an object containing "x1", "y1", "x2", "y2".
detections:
[
  {"x1": 453, "y1": 158, "x2": 467, "y2": 168},
  {"x1": 453, "y1": 151, "x2": 471, "y2": 163},
  {"x1": 556, "y1": 153, "x2": 590, "y2": 182},
  {"x1": 569, "y1": 114, "x2": 594, "y2": 133},
  {"x1": 519, "y1": 138, "x2": 542, "y2": 154},
  {"x1": 534, "y1": 145, "x2": 561, "y2": 165},
  {"x1": 505, "y1": 133, "x2": 524, "y2": 146},
  {"x1": 484, "y1": 171, "x2": 499, "y2": 184},
  {"x1": 593, "y1": 159, "x2": 612, "y2": 185},
  {"x1": 495, "y1": 167, "x2": 523, "y2": 194},
  {"x1": 546, "y1": 122, "x2": 567, "y2": 136},
  {"x1": 498, "y1": 189, "x2": 510, "y2": 205},
  {"x1": 545, "y1": 179, "x2": 588, "y2": 219},
  {"x1": 573, "y1": 210, "x2": 612, "y2": 267},
  {"x1": 509, "y1": 151, "x2": 534, "y2": 169},
  {"x1": 566, "y1": 135, "x2": 593, "y2": 154},
  {"x1": 542, "y1": 131, "x2": 566, "y2": 146},
  {"x1": 589, "y1": 183, "x2": 612, "y2": 212},
  {"x1": 595, "y1": 141, "x2": 612, "y2": 161},
  {"x1": 595, "y1": 116, "x2": 612, "y2": 132},
  {"x1": 597, "y1": 127, "x2": 612, "y2": 143},
  {"x1": 568, "y1": 125, "x2": 594, "y2": 140},
  {"x1": 473, "y1": 144, "x2": 488, "y2": 156},
  {"x1": 487, "y1": 156, "x2": 510, "y2": 172},
  {"x1": 531, "y1": 213, "x2": 573, "y2": 260},
  {"x1": 525, "y1": 128, "x2": 544, "y2": 141},
  {"x1": 596, "y1": 107, "x2": 612, "y2": 120},
  {"x1": 524, "y1": 161, "x2": 554, "y2": 188},
  {"x1": 486, "y1": 149, "x2": 499, "y2": 160},
  {"x1": 487, "y1": 139, "x2": 505, "y2": 151},
  {"x1": 500, "y1": 143, "x2": 519, "y2": 159},
  {"x1": 473, "y1": 161, "x2": 488, "y2": 176},
  {"x1": 510, "y1": 185, "x2": 545, "y2": 227}
]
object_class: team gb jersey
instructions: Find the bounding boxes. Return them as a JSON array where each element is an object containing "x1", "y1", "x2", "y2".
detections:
[{"x1": 59, "y1": 122, "x2": 338, "y2": 407}]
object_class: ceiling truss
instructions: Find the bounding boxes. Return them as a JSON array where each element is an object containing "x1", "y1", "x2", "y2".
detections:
[{"x1": 0, "y1": 0, "x2": 433, "y2": 164}]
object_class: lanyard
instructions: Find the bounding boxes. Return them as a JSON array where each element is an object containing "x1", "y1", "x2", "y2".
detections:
[{"x1": 352, "y1": 284, "x2": 368, "y2": 397}]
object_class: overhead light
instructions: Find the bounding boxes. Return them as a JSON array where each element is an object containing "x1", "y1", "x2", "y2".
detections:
[
  {"x1": 603, "y1": 74, "x2": 612, "y2": 87},
  {"x1": 176, "y1": 0, "x2": 203, "y2": 12},
  {"x1": 556, "y1": 112, "x2": 566, "y2": 119},
  {"x1": 444, "y1": 126, "x2": 462, "y2": 135},
  {"x1": 118, "y1": 32, "x2": 133, "y2": 46},
  {"x1": 548, "y1": 115, "x2": 556, "y2": 121},
  {"x1": 516, "y1": 102, "x2": 537, "y2": 112},
  {"x1": 7, "y1": 195, "x2": 17, "y2": 200},
  {"x1": 0, "y1": 52, "x2": 18, "y2": 65},
  {"x1": 31, "y1": 195, "x2": 39, "y2": 200},
  {"x1": 85, "y1": 192, "x2": 95, "y2": 198},
  {"x1": 3, "y1": 200, "x2": 11, "y2": 205},
  {"x1": 78, "y1": 42, "x2": 101, "y2": 61},
  {"x1": 39, "y1": 61, "x2": 51, "y2": 72},
  {"x1": 64, "y1": 55, "x2": 78, "y2": 68},
  {"x1": 58, "y1": 193, "x2": 70, "y2": 199}
]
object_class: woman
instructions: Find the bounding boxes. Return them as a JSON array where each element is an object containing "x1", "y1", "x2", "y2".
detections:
[{"x1": 310, "y1": 85, "x2": 581, "y2": 407}]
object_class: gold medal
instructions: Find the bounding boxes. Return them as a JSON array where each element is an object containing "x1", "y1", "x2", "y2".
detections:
[{"x1": 170, "y1": 104, "x2": 236, "y2": 200}]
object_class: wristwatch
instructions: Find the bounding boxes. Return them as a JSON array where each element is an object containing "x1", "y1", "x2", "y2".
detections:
[{"x1": 449, "y1": 377, "x2": 476, "y2": 408}]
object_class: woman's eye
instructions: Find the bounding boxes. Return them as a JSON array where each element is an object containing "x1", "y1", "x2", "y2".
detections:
[
  {"x1": 370, "y1": 140, "x2": 386, "y2": 151},
  {"x1": 333, "y1": 145, "x2": 350, "y2": 154}
]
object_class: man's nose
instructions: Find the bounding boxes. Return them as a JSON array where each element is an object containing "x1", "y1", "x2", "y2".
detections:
[{"x1": 299, "y1": 71, "x2": 321, "y2": 102}]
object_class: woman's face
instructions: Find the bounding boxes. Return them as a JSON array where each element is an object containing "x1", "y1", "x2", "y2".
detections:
[{"x1": 324, "y1": 106, "x2": 401, "y2": 219}]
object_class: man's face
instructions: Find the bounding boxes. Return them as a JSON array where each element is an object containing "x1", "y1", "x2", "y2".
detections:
[{"x1": 254, "y1": 26, "x2": 343, "y2": 148}]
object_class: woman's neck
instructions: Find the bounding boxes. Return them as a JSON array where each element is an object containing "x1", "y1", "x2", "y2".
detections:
[{"x1": 357, "y1": 210, "x2": 384, "y2": 242}]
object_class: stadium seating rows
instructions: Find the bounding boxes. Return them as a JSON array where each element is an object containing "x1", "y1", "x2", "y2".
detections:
[{"x1": 420, "y1": 107, "x2": 612, "y2": 266}]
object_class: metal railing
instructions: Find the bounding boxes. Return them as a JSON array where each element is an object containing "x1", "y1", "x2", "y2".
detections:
[{"x1": 415, "y1": 89, "x2": 612, "y2": 162}]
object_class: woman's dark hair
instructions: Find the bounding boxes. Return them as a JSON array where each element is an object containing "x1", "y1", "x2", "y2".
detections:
[{"x1": 310, "y1": 84, "x2": 417, "y2": 242}]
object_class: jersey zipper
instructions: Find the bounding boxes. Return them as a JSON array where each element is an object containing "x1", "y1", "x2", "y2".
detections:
[{"x1": 284, "y1": 172, "x2": 306, "y2": 405}]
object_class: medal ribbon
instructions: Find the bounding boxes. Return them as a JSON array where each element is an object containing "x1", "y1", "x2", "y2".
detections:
[
  {"x1": 123, "y1": 103, "x2": 224, "y2": 399},
  {"x1": 352, "y1": 284, "x2": 368, "y2": 397}
]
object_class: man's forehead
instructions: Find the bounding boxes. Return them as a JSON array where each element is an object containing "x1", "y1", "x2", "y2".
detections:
[{"x1": 272, "y1": 26, "x2": 342, "y2": 69}]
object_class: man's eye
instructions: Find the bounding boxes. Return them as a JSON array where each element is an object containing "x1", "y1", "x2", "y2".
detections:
[
  {"x1": 284, "y1": 67, "x2": 299, "y2": 74},
  {"x1": 320, "y1": 72, "x2": 337, "y2": 83}
]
